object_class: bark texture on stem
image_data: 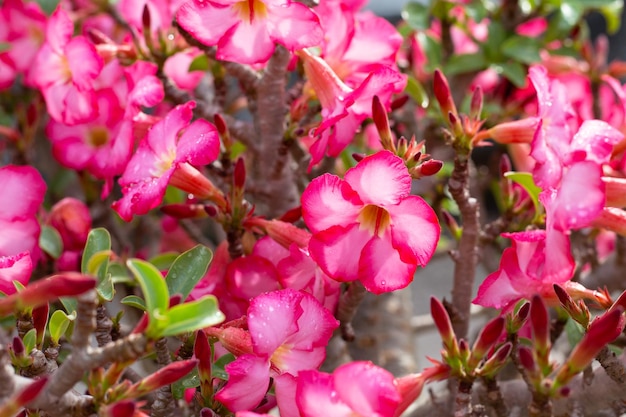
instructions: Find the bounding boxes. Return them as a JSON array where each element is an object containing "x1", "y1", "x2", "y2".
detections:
[
  {"x1": 448, "y1": 156, "x2": 480, "y2": 340},
  {"x1": 151, "y1": 338, "x2": 176, "y2": 417}
]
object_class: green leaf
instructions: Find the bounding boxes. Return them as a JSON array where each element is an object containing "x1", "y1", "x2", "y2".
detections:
[
  {"x1": 109, "y1": 262, "x2": 132, "y2": 284},
  {"x1": 492, "y1": 62, "x2": 528, "y2": 88},
  {"x1": 212, "y1": 353, "x2": 236, "y2": 380},
  {"x1": 402, "y1": 2, "x2": 431, "y2": 31},
  {"x1": 23, "y1": 328, "x2": 37, "y2": 354},
  {"x1": 166, "y1": 245, "x2": 213, "y2": 301},
  {"x1": 482, "y1": 21, "x2": 507, "y2": 62},
  {"x1": 157, "y1": 296, "x2": 225, "y2": 338},
  {"x1": 444, "y1": 53, "x2": 487, "y2": 76},
  {"x1": 149, "y1": 252, "x2": 180, "y2": 272},
  {"x1": 127, "y1": 259, "x2": 169, "y2": 324},
  {"x1": 60, "y1": 298, "x2": 78, "y2": 315},
  {"x1": 172, "y1": 368, "x2": 200, "y2": 399},
  {"x1": 49, "y1": 310, "x2": 76, "y2": 345},
  {"x1": 405, "y1": 75, "x2": 430, "y2": 108},
  {"x1": 501, "y1": 36, "x2": 542, "y2": 65},
  {"x1": 565, "y1": 318, "x2": 585, "y2": 347},
  {"x1": 416, "y1": 32, "x2": 442, "y2": 73},
  {"x1": 504, "y1": 171, "x2": 542, "y2": 214},
  {"x1": 599, "y1": 0, "x2": 623, "y2": 33},
  {"x1": 188, "y1": 54, "x2": 209, "y2": 72},
  {"x1": 0, "y1": 43, "x2": 10, "y2": 53},
  {"x1": 121, "y1": 295, "x2": 147, "y2": 311},
  {"x1": 39, "y1": 226, "x2": 63, "y2": 259},
  {"x1": 82, "y1": 229, "x2": 111, "y2": 275},
  {"x1": 35, "y1": 0, "x2": 61, "y2": 13},
  {"x1": 86, "y1": 250, "x2": 114, "y2": 301}
]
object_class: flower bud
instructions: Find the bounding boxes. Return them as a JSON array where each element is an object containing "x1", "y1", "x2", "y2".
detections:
[
  {"x1": 430, "y1": 297, "x2": 459, "y2": 357},
  {"x1": 372, "y1": 96, "x2": 396, "y2": 152},
  {"x1": 126, "y1": 359, "x2": 198, "y2": 398},
  {"x1": 470, "y1": 86, "x2": 483, "y2": 121},
  {"x1": 478, "y1": 342, "x2": 512, "y2": 378},
  {"x1": 48, "y1": 198, "x2": 92, "y2": 252},
  {"x1": 416, "y1": 159, "x2": 443, "y2": 177},
  {"x1": 486, "y1": 118, "x2": 540, "y2": 145},
  {"x1": 161, "y1": 204, "x2": 208, "y2": 219},
  {"x1": 169, "y1": 163, "x2": 227, "y2": 210},
  {"x1": 233, "y1": 157, "x2": 246, "y2": 190},
  {"x1": 468, "y1": 317, "x2": 505, "y2": 370},
  {"x1": 433, "y1": 70, "x2": 458, "y2": 121},
  {"x1": 530, "y1": 295, "x2": 550, "y2": 365}
]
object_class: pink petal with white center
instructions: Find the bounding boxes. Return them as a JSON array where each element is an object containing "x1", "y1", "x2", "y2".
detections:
[
  {"x1": 146, "y1": 102, "x2": 195, "y2": 158},
  {"x1": 0, "y1": 252, "x2": 33, "y2": 296},
  {"x1": 570, "y1": 120, "x2": 623, "y2": 165},
  {"x1": 175, "y1": 119, "x2": 220, "y2": 166},
  {"x1": 273, "y1": 345, "x2": 327, "y2": 375},
  {"x1": 65, "y1": 37, "x2": 103, "y2": 90},
  {"x1": 286, "y1": 291, "x2": 338, "y2": 350},
  {"x1": 344, "y1": 151, "x2": 411, "y2": 206},
  {"x1": 359, "y1": 235, "x2": 416, "y2": 294},
  {"x1": 217, "y1": 19, "x2": 274, "y2": 64},
  {"x1": 112, "y1": 174, "x2": 171, "y2": 221},
  {"x1": 0, "y1": 165, "x2": 46, "y2": 221},
  {"x1": 552, "y1": 161, "x2": 605, "y2": 231},
  {"x1": 31, "y1": 44, "x2": 69, "y2": 88},
  {"x1": 248, "y1": 289, "x2": 302, "y2": 357},
  {"x1": 274, "y1": 374, "x2": 299, "y2": 417},
  {"x1": 253, "y1": 237, "x2": 290, "y2": 266},
  {"x1": 215, "y1": 354, "x2": 270, "y2": 412},
  {"x1": 296, "y1": 370, "x2": 356, "y2": 417},
  {"x1": 267, "y1": 3, "x2": 323, "y2": 51},
  {"x1": 301, "y1": 173, "x2": 362, "y2": 234},
  {"x1": 0, "y1": 218, "x2": 40, "y2": 259},
  {"x1": 225, "y1": 255, "x2": 280, "y2": 301},
  {"x1": 388, "y1": 195, "x2": 440, "y2": 266},
  {"x1": 308, "y1": 224, "x2": 369, "y2": 282},
  {"x1": 176, "y1": 0, "x2": 238, "y2": 46},
  {"x1": 334, "y1": 361, "x2": 400, "y2": 417},
  {"x1": 46, "y1": 8, "x2": 73, "y2": 54}
]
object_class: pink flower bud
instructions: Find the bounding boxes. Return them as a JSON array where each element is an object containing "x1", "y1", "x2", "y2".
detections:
[
  {"x1": 372, "y1": 96, "x2": 395, "y2": 152},
  {"x1": 430, "y1": 297, "x2": 459, "y2": 356},
  {"x1": 169, "y1": 163, "x2": 227, "y2": 210},
  {"x1": 233, "y1": 157, "x2": 246, "y2": 190},
  {"x1": 433, "y1": 70, "x2": 458, "y2": 120},
  {"x1": 100, "y1": 400, "x2": 136, "y2": 417},
  {"x1": 518, "y1": 346, "x2": 536, "y2": 373},
  {"x1": 214, "y1": 114, "x2": 228, "y2": 137},
  {"x1": 48, "y1": 198, "x2": 92, "y2": 251},
  {"x1": 478, "y1": 342, "x2": 512, "y2": 377},
  {"x1": 195, "y1": 331, "x2": 212, "y2": 384},
  {"x1": 418, "y1": 159, "x2": 443, "y2": 177},
  {"x1": 469, "y1": 317, "x2": 504, "y2": 370},
  {"x1": 12, "y1": 336, "x2": 25, "y2": 356},
  {"x1": 160, "y1": 204, "x2": 208, "y2": 219},
  {"x1": 15, "y1": 377, "x2": 48, "y2": 405},
  {"x1": 127, "y1": 359, "x2": 198, "y2": 398}
]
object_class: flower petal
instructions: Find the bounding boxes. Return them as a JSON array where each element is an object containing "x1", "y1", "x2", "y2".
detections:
[
  {"x1": 358, "y1": 235, "x2": 415, "y2": 294},
  {"x1": 175, "y1": 119, "x2": 220, "y2": 166},
  {"x1": 215, "y1": 354, "x2": 270, "y2": 412},
  {"x1": 301, "y1": 174, "x2": 362, "y2": 234},
  {"x1": 344, "y1": 150, "x2": 411, "y2": 206},
  {"x1": 296, "y1": 370, "x2": 355, "y2": 417},
  {"x1": 388, "y1": 195, "x2": 440, "y2": 266},
  {"x1": 308, "y1": 224, "x2": 369, "y2": 282}
]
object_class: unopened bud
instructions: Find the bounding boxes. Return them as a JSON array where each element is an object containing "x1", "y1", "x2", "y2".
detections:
[
  {"x1": 233, "y1": 157, "x2": 246, "y2": 189},
  {"x1": 352, "y1": 153, "x2": 365, "y2": 162},
  {"x1": 12, "y1": 337, "x2": 25, "y2": 356},
  {"x1": 418, "y1": 159, "x2": 443, "y2": 177},
  {"x1": 518, "y1": 346, "x2": 536, "y2": 373},
  {"x1": 530, "y1": 295, "x2": 550, "y2": 358},
  {"x1": 486, "y1": 118, "x2": 540, "y2": 145},
  {"x1": 142, "y1": 4, "x2": 151, "y2": 30},
  {"x1": 127, "y1": 359, "x2": 198, "y2": 398},
  {"x1": 603, "y1": 177, "x2": 626, "y2": 208},
  {"x1": 430, "y1": 297, "x2": 459, "y2": 357},
  {"x1": 161, "y1": 204, "x2": 208, "y2": 219},
  {"x1": 478, "y1": 342, "x2": 512, "y2": 377},
  {"x1": 372, "y1": 96, "x2": 395, "y2": 152},
  {"x1": 391, "y1": 94, "x2": 409, "y2": 111},
  {"x1": 469, "y1": 317, "x2": 505, "y2": 370},
  {"x1": 15, "y1": 377, "x2": 48, "y2": 405},
  {"x1": 442, "y1": 210, "x2": 462, "y2": 241},
  {"x1": 433, "y1": 70, "x2": 458, "y2": 120},
  {"x1": 470, "y1": 86, "x2": 483, "y2": 121}
]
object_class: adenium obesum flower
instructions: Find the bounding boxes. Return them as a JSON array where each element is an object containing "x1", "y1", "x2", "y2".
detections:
[
  {"x1": 302, "y1": 150, "x2": 440, "y2": 294},
  {"x1": 113, "y1": 101, "x2": 222, "y2": 221},
  {"x1": 176, "y1": 0, "x2": 323, "y2": 65},
  {"x1": 0, "y1": 252, "x2": 32, "y2": 296},
  {"x1": 47, "y1": 197, "x2": 92, "y2": 271},
  {"x1": 210, "y1": 289, "x2": 338, "y2": 412},
  {"x1": 31, "y1": 7, "x2": 103, "y2": 125}
]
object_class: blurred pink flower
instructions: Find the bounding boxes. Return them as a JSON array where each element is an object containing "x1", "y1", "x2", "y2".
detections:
[
  {"x1": 302, "y1": 150, "x2": 440, "y2": 294},
  {"x1": 177, "y1": 0, "x2": 323, "y2": 64},
  {"x1": 0, "y1": 252, "x2": 33, "y2": 296}
]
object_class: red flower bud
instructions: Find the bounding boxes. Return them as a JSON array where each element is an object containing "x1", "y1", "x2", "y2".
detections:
[
  {"x1": 233, "y1": 157, "x2": 246, "y2": 189},
  {"x1": 127, "y1": 359, "x2": 198, "y2": 398},
  {"x1": 15, "y1": 377, "x2": 48, "y2": 405},
  {"x1": 169, "y1": 163, "x2": 227, "y2": 210},
  {"x1": 469, "y1": 317, "x2": 504, "y2": 370},
  {"x1": 470, "y1": 86, "x2": 483, "y2": 121},
  {"x1": 48, "y1": 198, "x2": 92, "y2": 251},
  {"x1": 12, "y1": 336, "x2": 25, "y2": 356},
  {"x1": 100, "y1": 401, "x2": 136, "y2": 417},
  {"x1": 142, "y1": 4, "x2": 151, "y2": 30},
  {"x1": 433, "y1": 70, "x2": 458, "y2": 120},
  {"x1": 161, "y1": 204, "x2": 208, "y2": 219},
  {"x1": 530, "y1": 295, "x2": 550, "y2": 362},
  {"x1": 478, "y1": 342, "x2": 512, "y2": 377},
  {"x1": 430, "y1": 297, "x2": 459, "y2": 357},
  {"x1": 418, "y1": 159, "x2": 443, "y2": 177},
  {"x1": 372, "y1": 96, "x2": 395, "y2": 152},
  {"x1": 486, "y1": 118, "x2": 540, "y2": 145}
]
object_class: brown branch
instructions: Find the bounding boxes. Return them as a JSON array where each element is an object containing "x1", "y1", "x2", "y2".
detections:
[
  {"x1": 95, "y1": 304, "x2": 113, "y2": 347},
  {"x1": 479, "y1": 378, "x2": 509, "y2": 417},
  {"x1": 448, "y1": 156, "x2": 480, "y2": 340},
  {"x1": 336, "y1": 281, "x2": 367, "y2": 342},
  {"x1": 596, "y1": 345, "x2": 626, "y2": 384},
  {"x1": 151, "y1": 338, "x2": 176, "y2": 417}
]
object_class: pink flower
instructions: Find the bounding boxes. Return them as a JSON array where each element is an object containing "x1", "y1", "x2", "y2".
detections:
[
  {"x1": 113, "y1": 101, "x2": 220, "y2": 221},
  {"x1": 0, "y1": 165, "x2": 46, "y2": 260},
  {"x1": 0, "y1": 252, "x2": 33, "y2": 296},
  {"x1": 302, "y1": 150, "x2": 440, "y2": 294},
  {"x1": 295, "y1": 361, "x2": 401, "y2": 417},
  {"x1": 298, "y1": 50, "x2": 405, "y2": 169},
  {"x1": 31, "y1": 7, "x2": 103, "y2": 125},
  {"x1": 214, "y1": 289, "x2": 338, "y2": 412},
  {"x1": 176, "y1": 0, "x2": 323, "y2": 64}
]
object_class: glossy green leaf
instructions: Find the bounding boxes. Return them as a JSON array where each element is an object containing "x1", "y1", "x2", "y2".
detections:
[
  {"x1": 121, "y1": 295, "x2": 147, "y2": 311},
  {"x1": 82, "y1": 228, "x2": 111, "y2": 275},
  {"x1": 166, "y1": 245, "x2": 213, "y2": 301},
  {"x1": 35, "y1": 0, "x2": 61, "y2": 13},
  {"x1": 188, "y1": 54, "x2": 209, "y2": 72},
  {"x1": 402, "y1": 2, "x2": 430, "y2": 30},
  {"x1": 212, "y1": 353, "x2": 235, "y2": 380},
  {"x1": 501, "y1": 36, "x2": 542, "y2": 65},
  {"x1": 39, "y1": 225, "x2": 63, "y2": 259},
  {"x1": 23, "y1": 328, "x2": 37, "y2": 354},
  {"x1": 127, "y1": 259, "x2": 169, "y2": 318},
  {"x1": 60, "y1": 298, "x2": 77, "y2": 315},
  {"x1": 109, "y1": 262, "x2": 132, "y2": 284},
  {"x1": 157, "y1": 296, "x2": 225, "y2": 338},
  {"x1": 504, "y1": 171, "x2": 542, "y2": 214},
  {"x1": 149, "y1": 252, "x2": 180, "y2": 272},
  {"x1": 172, "y1": 368, "x2": 200, "y2": 399},
  {"x1": 565, "y1": 318, "x2": 585, "y2": 347},
  {"x1": 492, "y1": 62, "x2": 527, "y2": 88},
  {"x1": 405, "y1": 75, "x2": 430, "y2": 108},
  {"x1": 49, "y1": 310, "x2": 76, "y2": 345},
  {"x1": 444, "y1": 53, "x2": 487, "y2": 76}
]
